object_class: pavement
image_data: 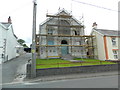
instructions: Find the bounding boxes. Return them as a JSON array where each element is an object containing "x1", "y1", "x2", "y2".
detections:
[
  {"x1": 2, "y1": 53, "x2": 31, "y2": 84},
  {"x1": 10, "y1": 57, "x2": 118, "y2": 84},
  {"x1": 13, "y1": 63, "x2": 27, "y2": 83},
  {"x1": 23, "y1": 71, "x2": 118, "y2": 83}
]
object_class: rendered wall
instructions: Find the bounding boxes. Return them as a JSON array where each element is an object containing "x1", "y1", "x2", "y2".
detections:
[
  {"x1": 0, "y1": 24, "x2": 18, "y2": 62},
  {"x1": 39, "y1": 12, "x2": 86, "y2": 59},
  {"x1": 106, "y1": 36, "x2": 119, "y2": 60},
  {"x1": 92, "y1": 30, "x2": 106, "y2": 60}
]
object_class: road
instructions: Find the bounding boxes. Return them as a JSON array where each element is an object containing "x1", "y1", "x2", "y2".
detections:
[
  {"x1": 2, "y1": 75, "x2": 118, "y2": 88},
  {"x1": 0, "y1": 53, "x2": 119, "y2": 88},
  {"x1": 2, "y1": 53, "x2": 31, "y2": 83}
]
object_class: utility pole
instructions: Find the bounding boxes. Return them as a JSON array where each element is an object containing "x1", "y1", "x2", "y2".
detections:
[{"x1": 31, "y1": 0, "x2": 37, "y2": 78}]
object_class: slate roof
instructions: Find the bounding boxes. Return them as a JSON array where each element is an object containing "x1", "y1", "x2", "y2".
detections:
[{"x1": 95, "y1": 29, "x2": 120, "y2": 36}]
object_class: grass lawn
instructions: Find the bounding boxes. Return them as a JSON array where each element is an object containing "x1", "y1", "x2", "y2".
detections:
[{"x1": 36, "y1": 58, "x2": 116, "y2": 69}]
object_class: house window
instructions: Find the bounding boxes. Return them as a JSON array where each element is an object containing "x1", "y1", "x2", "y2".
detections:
[
  {"x1": 111, "y1": 37, "x2": 116, "y2": 46},
  {"x1": 49, "y1": 50, "x2": 52, "y2": 52},
  {"x1": 41, "y1": 48, "x2": 43, "y2": 54},
  {"x1": 74, "y1": 31, "x2": 77, "y2": 35},
  {"x1": 113, "y1": 50, "x2": 118, "y2": 59},
  {"x1": 16, "y1": 50, "x2": 19, "y2": 53},
  {"x1": 79, "y1": 41, "x2": 81, "y2": 45},
  {"x1": 2, "y1": 54, "x2": 4, "y2": 58},
  {"x1": 53, "y1": 50, "x2": 55, "y2": 52},
  {"x1": 48, "y1": 29, "x2": 53, "y2": 35},
  {"x1": 74, "y1": 31, "x2": 79, "y2": 35}
]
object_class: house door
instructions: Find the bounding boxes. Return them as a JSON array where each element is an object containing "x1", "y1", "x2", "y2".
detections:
[{"x1": 61, "y1": 40, "x2": 68, "y2": 55}]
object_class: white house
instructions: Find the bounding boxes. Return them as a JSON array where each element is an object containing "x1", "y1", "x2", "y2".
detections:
[
  {"x1": 91, "y1": 27, "x2": 119, "y2": 61},
  {"x1": 37, "y1": 9, "x2": 87, "y2": 59},
  {"x1": 0, "y1": 17, "x2": 23, "y2": 63},
  {"x1": 16, "y1": 43, "x2": 25, "y2": 56}
]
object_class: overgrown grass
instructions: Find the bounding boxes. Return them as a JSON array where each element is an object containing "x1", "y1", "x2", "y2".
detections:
[
  {"x1": 36, "y1": 58, "x2": 116, "y2": 69},
  {"x1": 36, "y1": 59, "x2": 71, "y2": 69}
]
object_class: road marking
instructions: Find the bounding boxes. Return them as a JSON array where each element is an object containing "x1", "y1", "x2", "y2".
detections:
[
  {"x1": 0, "y1": 82, "x2": 39, "y2": 86},
  {"x1": 0, "y1": 82, "x2": 23, "y2": 86},
  {"x1": 23, "y1": 82, "x2": 39, "y2": 85}
]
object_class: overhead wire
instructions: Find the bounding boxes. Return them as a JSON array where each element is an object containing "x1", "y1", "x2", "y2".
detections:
[
  {"x1": 72, "y1": 0, "x2": 119, "y2": 13},
  {"x1": 0, "y1": 1, "x2": 32, "y2": 19}
]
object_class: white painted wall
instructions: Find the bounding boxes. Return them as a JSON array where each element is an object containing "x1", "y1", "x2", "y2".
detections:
[
  {"x1": 91, "y1": 29, "x2": 119, "y2": 61},
  {"x1": 106, "y1": 36, "x2": 119, "y2": 60},
  {"x1": 91, "y1": 30, "x2": 106, "y2": 60},
  {"x1": 16, "y1": 43, "x2": 25, "y2": 56},
  {"x1": 0, "y1": 23, "x2": 19, "y2": 62},
  {"x1": 0, "y1": 25, "x2": 3, "y2": 63}
]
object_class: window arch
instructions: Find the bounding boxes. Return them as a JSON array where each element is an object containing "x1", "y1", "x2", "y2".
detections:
[{"x1": 61, "y1": 40, "x2": 68, "y2": 44}]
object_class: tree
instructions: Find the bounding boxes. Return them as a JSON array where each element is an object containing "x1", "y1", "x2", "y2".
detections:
[
  {"x1": 17, "y1": 39, "x2": 25, "y2": 45},
  {"x1": 17, "y1": 39, "x2": 28, "y2": 47},
  {"x1": 23, "y1": 44, "x2": 28, "y2": 48}
]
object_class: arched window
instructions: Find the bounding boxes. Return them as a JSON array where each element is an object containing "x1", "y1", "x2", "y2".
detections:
[
  {"x1": 74, "y1": 31, "x2": 77, "y2": 35},
  {"x1": 74, "y1": 30, "x2": 79, "y2": 35},
  {"x1": 61, "y1": 40, "x2": 68, "y2": 44}
]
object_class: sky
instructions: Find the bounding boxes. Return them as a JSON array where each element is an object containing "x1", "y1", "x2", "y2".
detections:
[{"x1": 0, "y1": 0, "x2": 119, "y2": 46}]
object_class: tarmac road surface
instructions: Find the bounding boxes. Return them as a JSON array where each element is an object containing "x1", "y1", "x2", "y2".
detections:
[
  {"x1": 2, "y1": 53, "x2": 31, "y2": 83},
  {"x1": 2, "y1": 74, "x2": 118, "y2": 88}
]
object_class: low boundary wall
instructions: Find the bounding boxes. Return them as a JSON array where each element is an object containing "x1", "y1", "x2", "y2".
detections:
[{"x1": 36, "y1": 64, "x2": 118, "y2": 77}]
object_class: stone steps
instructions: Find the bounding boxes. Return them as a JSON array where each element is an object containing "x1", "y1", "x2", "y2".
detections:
[{"x1": 61, "y1": 54, "x2": 74, "y2": 60}]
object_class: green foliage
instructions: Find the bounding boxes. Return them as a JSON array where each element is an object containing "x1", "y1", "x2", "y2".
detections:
[
  {"x1": 23, "y1": 44, "x2": 28, "y2": 48},
  {"x1": 17, "y1": 39, "x2": 28, "y2": 47},
  {"x1": 17, "y1": 39, "x2": 25, "y2": 45}
]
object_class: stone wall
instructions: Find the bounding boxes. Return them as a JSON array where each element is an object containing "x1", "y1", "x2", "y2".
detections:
[{"x1": 36, "y1": 64, "x2": 118, "y2": 77}]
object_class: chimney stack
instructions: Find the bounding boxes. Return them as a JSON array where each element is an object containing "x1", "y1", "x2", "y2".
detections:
[
  {"x1": 92, "y1": 22, "x2": 97, "y2": 29},
  {"x1": 8, "y1": 16, "x2": 12, "y2": 24}
]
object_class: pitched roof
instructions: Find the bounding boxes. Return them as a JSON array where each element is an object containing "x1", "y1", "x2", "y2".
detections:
[
  {"x1": 0, "y1": 22, "x2": 17, "y2": 39},
  {"x1": 94, "y1": 29, "x2": 120, "y2": 36},
  {"x1": 2, "y1": 23, "x2": 11, "y2": 28},
  {"x1": 40, "y1": 9, "x2": 82, "y2": 26},
  {"x1": 0, "y1": 22, "x2": 11, "y2": 29}
]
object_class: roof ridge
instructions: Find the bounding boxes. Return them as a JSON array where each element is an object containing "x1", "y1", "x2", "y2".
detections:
[
  {"x1": 95, "y1": 29, "x2": 118, "y2": 31},
  {"x1": 0, "y1": 22, "x2": 11, "y2": 29},
  {"x1": 94, "y1": 29, "x2": 119, "y2": 36}
]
